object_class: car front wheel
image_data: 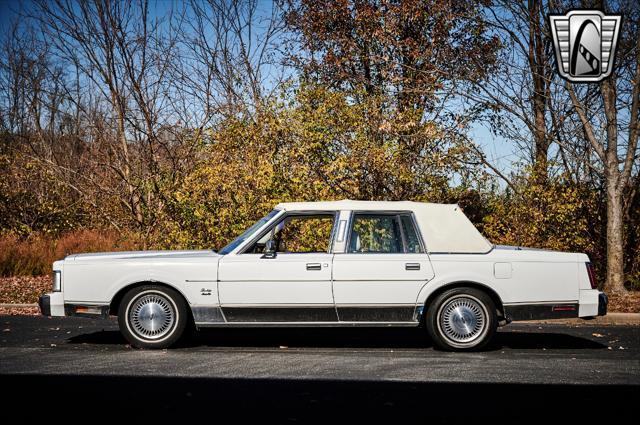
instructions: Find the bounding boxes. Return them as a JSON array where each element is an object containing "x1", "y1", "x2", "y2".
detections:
[
  {"x1": 425, "y1": 287, "x2": 497, "y2": 351},
  {"x1": 118, "y1": 285, "x2": 188, "y2": 349}
]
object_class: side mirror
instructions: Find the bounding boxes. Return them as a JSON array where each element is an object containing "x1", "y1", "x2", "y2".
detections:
[{"x1": 261, "y1": 239, "x2": 277, "y2": 259}]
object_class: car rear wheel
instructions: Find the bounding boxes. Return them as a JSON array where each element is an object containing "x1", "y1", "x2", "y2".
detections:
[
  {"x1": 118, "y1": 285, "x2": 188, "y2": 349},
  {"x1": 425, "y1": 287, "x2": 497, "y2": 351}
]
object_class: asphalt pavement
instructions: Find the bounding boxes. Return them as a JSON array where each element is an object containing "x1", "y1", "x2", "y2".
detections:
[{"x1": 1, "y1": 315, "x2": 638, "y2": 422}]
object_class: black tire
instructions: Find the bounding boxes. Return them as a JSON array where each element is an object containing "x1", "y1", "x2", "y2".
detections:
[
  {"x1": 118, "y1": 285, "x2": 188, "y2": 349},
  {"x1": 425, "y1": 287, "x2": 497, "y2": 351}
]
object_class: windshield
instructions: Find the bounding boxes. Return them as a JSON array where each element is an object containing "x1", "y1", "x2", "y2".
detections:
[{"x1": 218, "y1": 209, "x2": 281, "y2": 255}]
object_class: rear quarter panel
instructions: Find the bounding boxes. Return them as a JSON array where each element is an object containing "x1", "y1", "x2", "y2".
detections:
[{"x1": 417, "y1": 250, "x2": 581, "y2": 305}]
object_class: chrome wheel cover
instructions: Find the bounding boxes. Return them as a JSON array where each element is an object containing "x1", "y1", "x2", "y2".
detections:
[
  {"x1": 437, "y1": 295, "x2": 487, "y2": 346},
  {"x1": 127, "y1": 292, "x2": 176, "y2": 340}
]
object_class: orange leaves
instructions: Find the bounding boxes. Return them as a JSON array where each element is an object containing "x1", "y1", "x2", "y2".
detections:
[{"x1": 286, "y1": 0, "x2": 499, "y2": 110}]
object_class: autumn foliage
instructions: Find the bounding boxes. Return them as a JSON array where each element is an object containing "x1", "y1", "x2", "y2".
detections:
[{"x1": 0, "y1": 0, "x2": 638, "y2": 296}]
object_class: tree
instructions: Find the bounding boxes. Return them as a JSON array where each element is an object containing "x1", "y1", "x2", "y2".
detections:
[
  {"x1": 165, "y1": 84, "x2": 489, "y2": 248},
  {"x1": 467, "y1": 1, "x2": 557, "y2": 184},
  {"x1": 467, "y1": 0, "x2": 639, "y2": 294},
  {"x1": 565, "y1": 1, "x2": 639, "y2": 295},
  {"x1": 283, "y1": 0, "x2": 499, "y2": 200},
  {"x1": 26, "y1": 0, "x2": 207, "y2": 243},
  {"x1": 175, "y1": 0, "x2": 288, "y2": 125},
  {"x1": 285, "y1": 0, "x2": 499, "y2": 119}
]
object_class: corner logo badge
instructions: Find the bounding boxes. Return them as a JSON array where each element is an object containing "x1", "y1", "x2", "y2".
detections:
[{"x1": 549, "y1": 10, "x2": 621, "y2": 82}]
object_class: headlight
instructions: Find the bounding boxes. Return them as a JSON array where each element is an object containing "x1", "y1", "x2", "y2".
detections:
[{"x1": 52, "y1": 271, "x2": 61, "y2": 292}]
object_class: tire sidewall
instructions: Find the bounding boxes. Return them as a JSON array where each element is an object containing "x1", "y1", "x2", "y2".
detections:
[
  {"x1": 118, "y1": 285, "x2": 188, "y2": 349},
  {"x1": 426, "y1": 287, "x2": 497, "y2": 352}
]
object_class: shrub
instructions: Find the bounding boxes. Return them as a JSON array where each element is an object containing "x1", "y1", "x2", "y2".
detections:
[{"x1": 0, "y1": 229, "x2": 140, "y2": 277}]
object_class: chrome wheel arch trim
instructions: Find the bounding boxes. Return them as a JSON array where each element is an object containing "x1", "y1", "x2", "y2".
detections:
[
  {"x1": 109, "y1": 280, "x2": 191, "y2": 316},
  {"x1": 416, "y1": 280, "x2": 506, "y2": 322}
]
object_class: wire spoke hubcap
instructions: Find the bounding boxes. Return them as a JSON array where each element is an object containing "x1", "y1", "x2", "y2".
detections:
[
  {"x1": 129, "y1": 293, "x2": 175, "y2": 340},
  {"x1": 439, "y1": 296, "x2": 487, "y2": 344}
]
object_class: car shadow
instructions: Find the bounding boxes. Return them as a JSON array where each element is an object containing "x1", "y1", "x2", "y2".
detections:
[
  {"x1": 492, "y1": 331, "x2": 607, "y2": 350},
  {"x1": 67, "y1": 327, "x2": 607, "y2": 350},
  {"x1": 68, "y1": 330, "x2": 128, "y2": 345}
]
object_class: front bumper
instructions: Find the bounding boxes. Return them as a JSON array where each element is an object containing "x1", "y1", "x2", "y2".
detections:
[
  {"x1": 38, "y1": 294, "x2": 50, "y2": 315},
  {"x1": 38, "y1": 293, "x2": 65, "y2": 316},
  {"x1": 39, "y1": 293, "x2": 110, "y2": 318}
]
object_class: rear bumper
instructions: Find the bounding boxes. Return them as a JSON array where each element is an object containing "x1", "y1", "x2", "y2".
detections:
[
  {"x1": 578, "y1": 289, "x2": 607, "y2": 318},
  {"x1": 504, "y1": 302, "x2": 579, "y2": 321},
  {"x1": 598, "y1": 292, "x2": 608, "y2": 316},
  {"x1": 504, "y1": 290, "x2": 608, "y2": 322}
]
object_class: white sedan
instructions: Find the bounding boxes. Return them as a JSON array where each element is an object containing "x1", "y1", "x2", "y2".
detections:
[{"x1": 39, "y1": 200, "x2": 607, "y2": 351}]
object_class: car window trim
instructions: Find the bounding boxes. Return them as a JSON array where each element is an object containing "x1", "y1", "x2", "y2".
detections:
[
  {"x1": 238, "y1": 210, "x2": 339, "y2": 255},
  {"x1": 397, "y1": 214, "x2": 409, "y2": 253},
  {"x1": 399, "y1": 213, "x2": 425, "y2": 254},
  {"x1": 403, "y1": 212, "x2": 426, "y2": 254},
  {"x1": 344, "y1": 210, "x2": 425, "y2": 254}
]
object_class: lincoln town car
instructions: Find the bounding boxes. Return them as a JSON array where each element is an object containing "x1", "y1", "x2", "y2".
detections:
[{"x1": 39, "y1": 201, "x2": 607, "y2": 351}]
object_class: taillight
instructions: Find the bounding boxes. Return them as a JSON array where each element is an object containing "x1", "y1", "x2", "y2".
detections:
[{"x1": 586, "y1": 262, "x2": 597, "y2": 289}]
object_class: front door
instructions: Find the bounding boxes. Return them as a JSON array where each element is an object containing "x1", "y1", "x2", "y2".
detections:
[
  {"x1": 332, "y1": 212, "x2": 434, "y2": 322},
  {"x1": 218, "y1": 212, "x2": 337, "y2": 322}
]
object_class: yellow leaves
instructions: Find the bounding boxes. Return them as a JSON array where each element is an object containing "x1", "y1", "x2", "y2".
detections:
[
  {"x1": 482, "y1": 173, "x2": 597, "y2": 254},
  {"x1": 158, "y1": 84, "x2": 487, "y2": 249}
]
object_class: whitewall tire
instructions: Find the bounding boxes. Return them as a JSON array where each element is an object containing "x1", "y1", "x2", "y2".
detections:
[
  {"x1": 426, "y1": 287, "x2": 497, "y2": 351},
  {"x1": 118, "y1": 285, "x2": 188, "y2": 349}
]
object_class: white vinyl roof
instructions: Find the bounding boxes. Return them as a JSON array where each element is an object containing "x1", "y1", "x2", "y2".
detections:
[{"x1": 275, "y1": 200, "x2": 493, "y2": 253}]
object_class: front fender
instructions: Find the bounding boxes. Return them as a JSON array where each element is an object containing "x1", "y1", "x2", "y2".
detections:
[{"x1": 107, "y1": 277, "x2": 190, "y2": 302}]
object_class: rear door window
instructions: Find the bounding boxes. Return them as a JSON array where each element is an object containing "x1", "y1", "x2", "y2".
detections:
[{"x1": 348, "y1": 213, "x2": 423, "y2": 253}]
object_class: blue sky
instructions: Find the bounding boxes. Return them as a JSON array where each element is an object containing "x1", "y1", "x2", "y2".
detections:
[{"x1": 0, "y1": 0, "x2": 20, "y2": 33}]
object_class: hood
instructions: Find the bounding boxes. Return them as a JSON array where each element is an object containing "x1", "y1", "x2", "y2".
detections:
[{"x1": 65, "y1": 250, "x2": 218, "y2": 262}]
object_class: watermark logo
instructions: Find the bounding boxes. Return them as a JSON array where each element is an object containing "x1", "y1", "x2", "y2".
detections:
[{"x1": 549, "y1": 10, "x2": 621, "y2": 82}]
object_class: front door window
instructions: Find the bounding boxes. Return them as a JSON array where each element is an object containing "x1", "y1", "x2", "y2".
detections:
[{"x1": 247, "y1": 214, "x2": 335, "y2": 253}]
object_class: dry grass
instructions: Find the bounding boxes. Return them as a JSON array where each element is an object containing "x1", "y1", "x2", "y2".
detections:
[
  {"x1": 0, "y1": 235, "x2": 53, "y2": 276},
  {"x1": 0, "y1": 230, "x2": 139, "y2": 277}
]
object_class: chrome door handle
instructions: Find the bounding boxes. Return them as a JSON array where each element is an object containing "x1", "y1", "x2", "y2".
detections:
[
  {"x1": 405, "y1": 263, "x2": 420, "y2": 271},
  {"x1": 306, "y1": 263, "x2": 322, "y2": 271}
]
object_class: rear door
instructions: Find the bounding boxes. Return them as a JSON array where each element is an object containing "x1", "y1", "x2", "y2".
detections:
[{"x1": 332, "y1": 212, "x2": 434, "y2": 323}]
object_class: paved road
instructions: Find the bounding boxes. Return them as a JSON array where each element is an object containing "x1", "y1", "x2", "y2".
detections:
[{"x1": 1, "y1": 316, "x2": 638, "y2": 422}]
